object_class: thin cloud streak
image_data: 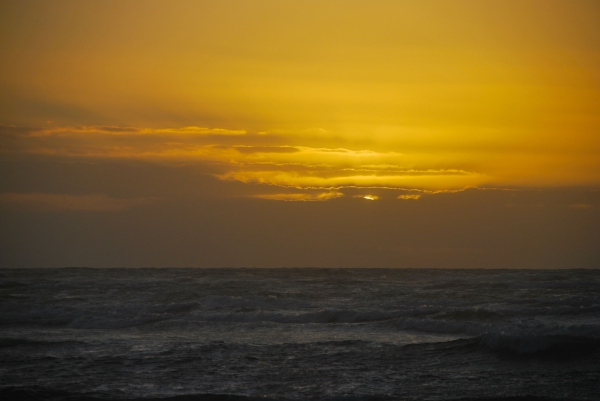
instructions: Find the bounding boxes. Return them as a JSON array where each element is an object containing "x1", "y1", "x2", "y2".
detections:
[
  {"x1": 0, "y1": 193, "x2": 159, "y2": 212},
  {"x1": 254, "y1": 191, "x2": 344, "y2": 202}
]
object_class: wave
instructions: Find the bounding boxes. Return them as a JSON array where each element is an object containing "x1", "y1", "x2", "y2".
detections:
[
  {"x1": 0, "y1": 337, "x2": 85, "y2": 348},
  {"x1": 0, "y1": 280, "x2": 28, "y2": 289},
  {"x1": 413, "y1": 333, "x2": 600, "y2": 357},
  {"x1": 2, "y1": 300, "x2": 599, "y2": 336},
  {"x1": 4, "y1": 330, "x2": 596, "y2": 358},
  {"x1": 3, "y1": 291, "x2": 598, "y2": 324},
  {"x1": 0, "y1": 388, "x2": 581, "y2": 401},
  {"x1": 161, "y1": 302, "x2": 200, "y2": 314},
  {"x1": 476, "y1": 332, "x2": 600, "y2": 355},
  {"x1": 0, "y1": 388, "x2": 272, "y2": 401},
  {"x1": 197, "y1": 296, "x2": 318, "y2": 311},
  {"x1": 0, "y1": 388, "x2": 579, "y2": 401},
  {"x1": 198, "y1": 309, "x2": 412, "y2": 324}
]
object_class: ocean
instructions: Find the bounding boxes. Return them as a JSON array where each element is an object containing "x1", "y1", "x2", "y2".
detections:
[{"x1": 0, "y1": 268, "x2": 599, "y2": 401}]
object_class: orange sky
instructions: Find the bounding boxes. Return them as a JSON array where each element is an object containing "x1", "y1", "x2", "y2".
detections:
[
  {"x1": 2, "y1": 0, "x2": 600, "y2": 195},
  {"x1": 1, "y1": 1, "x2": 599, "y2": 267}
]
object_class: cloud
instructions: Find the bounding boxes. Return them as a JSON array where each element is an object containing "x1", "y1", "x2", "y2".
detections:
[
  {"x1": 0, "y1": 193, "x2": 158, "y2": 212},
  {"x1": 218, "y1": 170, "x2": 483, "y2": 190},
  {"x1": 27, "y1": 125, "x2": 246, "y2": 136},
  {"x1": 4, "y1": 122, "x2": 599, "y2": 193},
  {"x1": 570, "y1": 203, "x2": 593, "y2": 209},
  {"x1": 254, "y1": 191, "x2": 344, "y2": 201},
  {"x1": 2, "y1": 124, "x2": 490, "y2": 191},
  {"x1": 232, "y1": 146, "x2": 300, "y2": 154},
  {"x1": 398, "y1": 194, "x2": 421, "y2": 200}
]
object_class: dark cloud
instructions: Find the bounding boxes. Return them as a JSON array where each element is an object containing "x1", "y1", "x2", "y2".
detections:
[
  {"x1": 0, "y1": 193, "x2": 158, "y2": 212},
  {"x1": 1, "y1": 126, "x2": 599, "y2": 269},
  {"x1": 0, "y1": 160, "x2": 598, "y2": 268},
  {"x1": 0, "y1": 95, "x2": 109, "y2": 127}
]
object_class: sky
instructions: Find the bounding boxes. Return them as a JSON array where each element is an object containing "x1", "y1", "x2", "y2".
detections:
[{"x1": 1, "y1": 0, "x2": 599, "y2": 268}]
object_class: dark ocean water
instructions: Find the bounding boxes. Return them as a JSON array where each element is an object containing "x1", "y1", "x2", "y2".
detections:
[{"x1": 0, "y1": 268, "x2": 599, "y2": 401}]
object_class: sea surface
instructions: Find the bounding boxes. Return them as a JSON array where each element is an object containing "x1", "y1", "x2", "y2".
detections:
[{"x1": 1, "y1": 268, "x2": 599, "y2": 401}]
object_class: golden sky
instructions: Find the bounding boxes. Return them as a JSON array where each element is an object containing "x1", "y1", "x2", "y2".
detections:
[
  {"x1": 1, "y1": 1, "x2": 599, "y2": 268},
  {"x1": 2, "y1": 0, "x2": 600, "y2": 198}
]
